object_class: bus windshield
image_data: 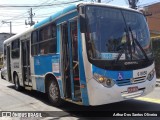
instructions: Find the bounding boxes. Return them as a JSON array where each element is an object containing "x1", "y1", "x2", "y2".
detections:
[{"x1": 85, "y1": 6, "x2": 153, "y2": 61}]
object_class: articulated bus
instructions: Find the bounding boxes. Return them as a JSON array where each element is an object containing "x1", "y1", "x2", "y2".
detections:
[{"x1": 3, "y1": 3, "x2": 156, "y2": 106}]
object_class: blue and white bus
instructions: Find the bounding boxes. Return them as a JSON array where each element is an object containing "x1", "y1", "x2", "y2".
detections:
[{"x1": 3, "y1": 2, "x2": 156, "y2": 106}]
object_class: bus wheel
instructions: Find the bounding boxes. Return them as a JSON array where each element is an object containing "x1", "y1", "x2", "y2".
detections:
[
  {"x1": 48, "y1": 80, "x2": 63, "y2": 106},
  {"x1": 14, "y1": 74, "x2": 21, "y2": 91}
]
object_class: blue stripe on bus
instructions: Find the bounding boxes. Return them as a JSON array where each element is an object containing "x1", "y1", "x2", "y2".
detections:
[
  {"x1": 34, "y1": 54, "x2": 62, "y2": 93},
  {"x1": 34, "y1": 17, "x2": 51, "y2": 29},
  {"x1": 92, "y1": 65, "x2": 132, "y2": 83},
  {"x1": 34, "y1": 55, "x2": 53, "y2": 75},
  {"x1": 56, "y1": 11, "x2": 78, "y2": 25},
  {"x1": 34, "y1": 54, "x2": 60, "y2": 75},
  {"x1": 34, "y1": 5, "x2": 77, "y2": 29},
  {"x1": 78, "y1": 21, "x2": 89, "y2": 106}
]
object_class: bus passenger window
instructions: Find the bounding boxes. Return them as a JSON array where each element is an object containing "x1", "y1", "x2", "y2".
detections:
[
  {"x1": 4, "y1": 44, "x2": 7, "y2": 60},
  {"x1": 31, "y1": 23, "x2": 57, "y2": 56},
  {"x1": 31, "y1": 31, "x2": 38, "y2": 56},
  {"x1": 11, "y1": 39, "x2": 20, "y2": 58}
]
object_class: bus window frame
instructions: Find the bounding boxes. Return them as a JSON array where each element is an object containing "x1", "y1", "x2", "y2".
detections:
[
  {"x1": 31, "y1": 23, "x2": 57, "y2": 56},
  {"x1": 11, "y1": 39, "x2": 20, "y2": 59}
]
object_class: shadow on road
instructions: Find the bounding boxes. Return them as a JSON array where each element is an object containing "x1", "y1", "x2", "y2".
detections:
[{"x1": 7, "y1": 85, "x2": 160, "y2": 119}]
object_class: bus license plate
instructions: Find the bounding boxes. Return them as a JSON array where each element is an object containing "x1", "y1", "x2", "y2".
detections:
[{"x1": 127, "y1": 86, "x2": 138, "y2": 93}]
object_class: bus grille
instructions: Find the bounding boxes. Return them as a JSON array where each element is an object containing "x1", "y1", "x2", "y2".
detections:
[{"x1": 116, "y1": 76, "x2": 146, "y2": 86}]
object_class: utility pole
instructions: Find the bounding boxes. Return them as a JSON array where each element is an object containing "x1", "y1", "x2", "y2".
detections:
[
  {"x1": 128, "y1": 0, "x2": 139, "y2": 9},
  {"x1": 2, "y1": 21, "x2": 12, "y2": 37},
  {"x1": 25, "y1": 8, "x2": 35, "y2": 26},
  {"x1": 30, "y1": 8, "x2": 33, "y2": 26}
]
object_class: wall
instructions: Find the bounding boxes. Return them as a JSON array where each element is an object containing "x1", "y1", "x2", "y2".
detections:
[{"x1": 144, "y1": 3, "x2": 160, "y2": 37}]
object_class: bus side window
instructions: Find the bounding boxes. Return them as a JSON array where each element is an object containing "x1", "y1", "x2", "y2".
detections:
[
  {"x1": 39, "y1": 24, "x2": 57, "y2": 55},
  {"x1": 31, "y1": 31, "x2": 38, "y2": 56},
  {"x1": 11, "y1": 39, "x2": 20, "y2": 58},
  {"x1": 4, "y1": 44, "x2": 7, "y2": 60},
  {"x1": 31, "y1": 23, "x2": 57, "y2": 56}
]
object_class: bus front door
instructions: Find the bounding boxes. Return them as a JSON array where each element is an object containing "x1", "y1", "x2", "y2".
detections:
[
  {"x1": 61, "y1": 19, "x2": 81, "y2": 101},
  {"x1": 7, "y1": 45, "x2": 12, "y2": 81},
  {"x1": 21, "y1": 40, "x2": 31, "y2": 87}
]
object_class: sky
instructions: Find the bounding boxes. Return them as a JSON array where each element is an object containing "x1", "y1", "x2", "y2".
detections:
[{"x1": 0, "y1": 0, "x2": 159, "y2": 34}]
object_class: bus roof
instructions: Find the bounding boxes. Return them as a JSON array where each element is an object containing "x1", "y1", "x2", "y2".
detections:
[
  {"x1": 3, "y1": 26, "x2": 34, "y2": 44},
  {"x1": 34, "y1": 4, "x2": 77, "y2": 29},
  {"x1": 3, "y1": 2, "x2": 140, "y2": 45},
  {"x1": 34, "y1": 2, "x2": 140, "y2": 29},
  {"x1": 79, "y1": 2, "x2": 141, "y2": 13},
  {"x1": 3, "y1": 4, "x2": 78, "y2": 45}
]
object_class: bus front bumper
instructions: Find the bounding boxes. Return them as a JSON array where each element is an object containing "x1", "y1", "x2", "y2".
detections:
[{"x1": 87, "y1": 76, "x2": 156, "y2": 106}]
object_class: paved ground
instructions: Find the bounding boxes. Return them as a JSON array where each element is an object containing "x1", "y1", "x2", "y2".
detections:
[{"x1": 1, "y1": 77, "x2": 160, "y2": 120}]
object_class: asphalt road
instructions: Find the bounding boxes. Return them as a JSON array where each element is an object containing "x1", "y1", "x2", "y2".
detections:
[{"x1": 1, "y1": 77, "x2": 160, "y2": 120}]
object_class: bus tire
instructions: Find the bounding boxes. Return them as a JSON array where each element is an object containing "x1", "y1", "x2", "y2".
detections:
[
  {"x1": 48, "y1": 80, "x2": 63, "y2": 106},
  {"x1": 14, "y1": 74, "x2": 21, "y2": 91}
]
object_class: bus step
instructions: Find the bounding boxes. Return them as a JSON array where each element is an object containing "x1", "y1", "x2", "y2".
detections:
[
  {"x1": 74, "y1": 98, "x2": 81, "y2": 102},
  {"x1": 65, "y1": 99, "x2": 82, "y2": 105},
  {"x1": 74, "y1": 89, "x2": 81, "y2": 100},
  {"x1": 25, "y1": 86, "x2": 32, "y2": 90},
  {"x1": 24, "y1": 81, "x2": 32, "y2": 86}
]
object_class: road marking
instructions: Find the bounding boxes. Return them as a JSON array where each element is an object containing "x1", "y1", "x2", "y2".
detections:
[{"x1": 135, "y1": 97, "x2": 160, "y2": 104}]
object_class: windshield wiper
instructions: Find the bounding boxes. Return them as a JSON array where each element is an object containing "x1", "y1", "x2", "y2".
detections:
[
  {"x1": 115, "y1": 42, "x2": 127, "y2": 63},
  {"x1": 115, "y1": 28, "x2": 131, "y2": 63},
  {"x1": 115, "y1": 11, "x2": 134, "y2": 63},
  {"x1": 115, "y1": 50, "x2": 124, "y2": 63},
  {"x1": 128, "y1": 26, "x2": 149, "y2": 61}
]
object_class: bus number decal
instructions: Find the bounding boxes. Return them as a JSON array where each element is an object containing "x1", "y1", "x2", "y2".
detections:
[{"x1": 137, "y1": 71, "x2": 147, "y2": 77}]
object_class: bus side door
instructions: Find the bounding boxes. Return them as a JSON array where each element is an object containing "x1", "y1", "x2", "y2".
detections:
[
  {"x1": 60, "y1": 19, "x2": 81, "y2": 101},
  {"x1": 21, "y1": 39, "x2": 31, "y2": 86},
  {"x1": 6, "y1": 45, "x2": 12, "y2": 81}
]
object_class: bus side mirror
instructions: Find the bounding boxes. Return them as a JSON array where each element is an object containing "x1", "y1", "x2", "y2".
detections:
[{"x1": 80, "y1": 14, "x2": 86, "y2": 33}]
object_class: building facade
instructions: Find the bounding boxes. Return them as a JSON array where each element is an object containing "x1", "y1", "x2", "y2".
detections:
[
  {"x1": 143, "y1": 2, "x2": 160, "y2": 78},
  {"x1": 0, "y1": 33, "x2": 15, "y2": 68},
  {"x1": 143, "y1": 2, "x2": 160, "y2": 38},
  {"x1": 0, "y1": 33, "x2": 15, "y2": 52}
]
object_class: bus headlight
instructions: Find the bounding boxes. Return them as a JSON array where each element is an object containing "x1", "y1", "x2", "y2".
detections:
[
  {"x1": 147, "y1": 69, "x2": 155, "y2": 81},
  {"x1": 93, "y1": 73, "x2": 115, "y2": 88}
]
